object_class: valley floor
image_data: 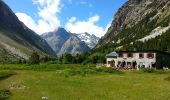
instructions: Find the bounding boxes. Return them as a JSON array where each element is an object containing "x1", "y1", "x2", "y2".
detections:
[{"x1": 0, "y1": 64, "x2": 170, "y2": 100}]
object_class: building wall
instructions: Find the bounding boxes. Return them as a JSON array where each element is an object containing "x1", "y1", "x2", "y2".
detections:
[
  {"x1": 106, "y1": 57, "x2": 117, "y2": 67},
  {"x1": 107, "y1": 52, "x2": 156, "y2": 69}
]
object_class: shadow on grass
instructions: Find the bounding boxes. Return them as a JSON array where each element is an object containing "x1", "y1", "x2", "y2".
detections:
[
  {"x1": 0, "y1": 71, "x2": 15, "y2": 100},
  {"x1": 0, "y1": 71, "x2": 16, "y2": 81},
  {"x1": 0, "y1": 89, "x2": 12, "y2": 100},
  {"x1": 164, "y1": 77, "x2": 170, "y2": 81}
]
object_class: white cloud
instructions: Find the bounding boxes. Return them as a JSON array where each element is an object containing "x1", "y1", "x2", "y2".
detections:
[
  {"x1": 16, "y1": 13, "x2": 37, "y2": 32},
  {"x1": 68, "y1": 17, "x2": 77, "y2": 23},
  {"x1": 15, "y1": 0, "x2": 111, "y2": 37},
  {"x1": 88, "y1": 15, "x2": 99, "y2": 22},
  {"x1": 65, "y1": 15, "x2": 110, "y2": 37},
  {"x1": 16, "y1": 0, "x2": 61, "y2": 34}
]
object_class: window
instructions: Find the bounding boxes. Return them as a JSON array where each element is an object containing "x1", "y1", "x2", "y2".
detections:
[
  {"x1": 147, "y1": 53, "x2": 154, "y2": 59},
  {"x1": 118, "y1": 54, "x2": 123, "y2": 57},
  {"x1": 127, "y1": 53, "x2": 133, "y2": 58},
  {"x1": 139, "y1": 53, "x2": 144, "y2": 58}
]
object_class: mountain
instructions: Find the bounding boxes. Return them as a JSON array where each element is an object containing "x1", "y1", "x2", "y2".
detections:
[
  {"x1": 41, "y1": 28, "x2": 99, "y2": 56},
  {"x1": 41, "y1": 28, "x2": 71, "y2": 55},
  {"x1": 58, "y1": 35, "x2": 90, "y2": 55},
  {"x1": 0, "y1": 1, "x2": 56, "y2": 63},
  {"x1": 96, "y1": 0, "x2": 170, "y2": 53},
  {"x1": 75, "y1": 32, "x2": 100, "y2": 49}
]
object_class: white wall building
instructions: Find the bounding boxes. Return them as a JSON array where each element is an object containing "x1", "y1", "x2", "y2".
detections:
[{"x1": 106, "y1": 51, "x2": 170, "y2": 69}]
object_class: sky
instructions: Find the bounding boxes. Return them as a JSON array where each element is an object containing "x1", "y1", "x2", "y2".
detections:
[{"x1": 4, "y1": 0, "x2": 127, "y2": 37}]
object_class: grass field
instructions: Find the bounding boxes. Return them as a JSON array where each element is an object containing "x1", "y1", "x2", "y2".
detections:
[{"x1": 0, "y1": 64, "x2": 170, "y2": 100}]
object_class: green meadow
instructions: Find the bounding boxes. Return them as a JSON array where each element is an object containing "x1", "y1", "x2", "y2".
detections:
[{"x1": 0, "y1": 64, "x2": 170, "y2": 100}]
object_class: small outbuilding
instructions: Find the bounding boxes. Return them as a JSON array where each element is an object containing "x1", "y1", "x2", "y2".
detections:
[{"x1": 106, "y1": 50, "x2": 170, "y2": 69}]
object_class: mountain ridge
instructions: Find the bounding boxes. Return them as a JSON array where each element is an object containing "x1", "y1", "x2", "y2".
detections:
[
  {"x1": 41, "y1": 28, "x2": 99, "y2": 56},
  {"x1": 95, "y1": 0, "x2": 170, "y2": 53},
  {"x1": 0, "y1": 0, "x2": 56, "y2": 63}
]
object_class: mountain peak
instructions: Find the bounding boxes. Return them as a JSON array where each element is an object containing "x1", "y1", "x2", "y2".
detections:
[{"x1": 54, "y1": 27, "x2": 67, "y2": 33}]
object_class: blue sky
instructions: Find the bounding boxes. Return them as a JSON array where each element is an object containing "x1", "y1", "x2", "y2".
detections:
[{"x1": 4, "y1": 0, "x2": 126, "y2": 37}]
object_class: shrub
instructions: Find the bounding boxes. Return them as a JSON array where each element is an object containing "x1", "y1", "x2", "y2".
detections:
[
  {"x1": 142, "y1": 68, "x2": 155, "y2": 73},
  {"x1": 28, "y1": 52, "x2": 40, "y2": 64}
]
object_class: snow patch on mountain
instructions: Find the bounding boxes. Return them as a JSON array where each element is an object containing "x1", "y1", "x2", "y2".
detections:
[{"x1": 75, "y1": 32, "x2": 100, "y2": 49}]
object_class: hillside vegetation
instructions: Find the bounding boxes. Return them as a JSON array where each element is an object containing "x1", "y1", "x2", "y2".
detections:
[{"x1": 96, "y1": 0, "x2": 170, "y2": 54}]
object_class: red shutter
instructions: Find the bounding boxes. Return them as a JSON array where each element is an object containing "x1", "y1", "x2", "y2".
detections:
[
  {"x1": 128, "y1": 53, "x2": 133, "y2": 58},
  {"x1": 139, "y1": 53, "x2": 144, "y2": 58},
  {"x1": 147, "y1": 53, "x2": 154, "y2": 59},
  {"x1": 118, "y1": 54, "x2": 123, "y2": 58}
]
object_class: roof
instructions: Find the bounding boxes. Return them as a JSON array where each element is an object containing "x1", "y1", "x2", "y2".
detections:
[
  {"x1": 116, "y1": 50, "x2": 159, "y2": 53},
  {"x1": 106, "y1": 51, "x2": 117, "y2": 57},
  {"x1": 116, "y1": 50, "x2": 170, "y2": 55},
  {"x1": 106, "y1": 50, "x2": 170, "y2": 57}
]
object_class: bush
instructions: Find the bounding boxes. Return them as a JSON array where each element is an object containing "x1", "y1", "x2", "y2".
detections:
[
  {"x1": 28, "y1": 52, "x2": 40, "y2": 64},
  {"x1": 0, "y1": 89, "x2": 12, "y2": 100},
  {"x1": 142, "y1": 68, "x2": 155, "y2": 73}
]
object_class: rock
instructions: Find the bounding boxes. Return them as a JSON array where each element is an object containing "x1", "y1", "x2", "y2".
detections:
[{"x1": 41, "y1": 96, "x2": 49, "y2": 100}]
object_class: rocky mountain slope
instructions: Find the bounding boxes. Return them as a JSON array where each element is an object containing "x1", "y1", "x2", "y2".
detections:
[
  {"x1": 41, "y1": 28, "x2": 99, "y2": 56},
  {"x1": 41, "y1": 28, "x2": 71, "y2": 55},
  {"x1": 0, "y1": 1, "x2": 56, "y2": 63},
  {"x1": 96, "y1": 0, "x2": 170, "y2": 53},
  {"x1": 58, "y1": 35, "x2": 90, "y2": 55}
]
